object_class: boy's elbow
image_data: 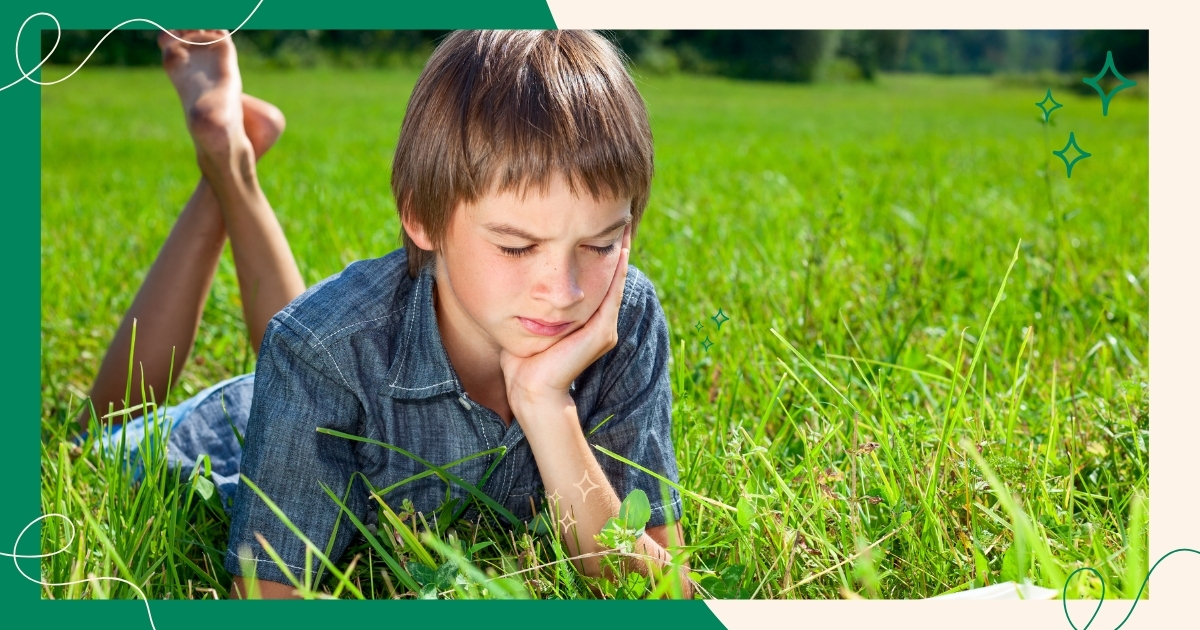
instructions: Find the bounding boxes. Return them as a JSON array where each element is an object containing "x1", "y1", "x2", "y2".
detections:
[{"x1": 230, "y1": 576, "x2": 302, "y2": 599}]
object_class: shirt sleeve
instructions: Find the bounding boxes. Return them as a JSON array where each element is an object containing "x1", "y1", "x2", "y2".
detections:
[
  {"x1": 584, "y1": 269, "x2": 683, "y2": 529},
  {"x1": 223, "y1": 316, "x2": 368, "y2": 587}
]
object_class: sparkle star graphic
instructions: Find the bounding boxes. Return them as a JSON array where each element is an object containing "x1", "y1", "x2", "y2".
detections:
[
  {"x1": 546, "y1": 489, "x2": 564, "y2": 514},
  {"x1": 710, "y1": 308, "x2": 729, "y2": 329},
  {"x1": 1081, "y1": 50, "x2": 1137, "y2": 116},
  {"x1": 573, "y1": 470, "x2": 600, "y2": 502},
  {"x1": 1035, "y1": 88, "x2": 1062, "y2": 123},
  {"x1": 701, "y1": 335, "x2": 713, "y2": 351},
  {"x1": 694, "y1": 321, "x2": 704, "y2": 332},
  {"x1": 558, "y1": 508, "x2": 577, "y2": 532},
  {"x1": 1053, "y1": 132, "x2": 1092, "y2": 178}
]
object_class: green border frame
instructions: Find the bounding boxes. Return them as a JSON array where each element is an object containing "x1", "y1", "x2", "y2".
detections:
[{"x1": 7, "y1": 0, "x2": 727, "y2": 625}]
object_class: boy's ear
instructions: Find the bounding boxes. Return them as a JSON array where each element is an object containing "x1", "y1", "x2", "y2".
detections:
[{"x1": 401, "y1": 212, "x2": 435, "y2": 251}]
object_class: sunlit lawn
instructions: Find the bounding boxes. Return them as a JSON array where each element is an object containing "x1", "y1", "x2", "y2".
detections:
[{"x1": 40, "y1": 64, "x2": 1148, "y2": 599}]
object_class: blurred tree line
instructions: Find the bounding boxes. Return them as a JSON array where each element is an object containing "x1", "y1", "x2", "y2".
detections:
[{"x1": 40, "y1": 29, "x2": 1147, "y2": 83}]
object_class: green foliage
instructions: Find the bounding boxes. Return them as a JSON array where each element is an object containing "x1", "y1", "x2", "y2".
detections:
[
  {"x1": 699, "y1": 564, "x2": 752, "y2": 599},
  {"x1": 42, "y1": 29, "x2": 1147, "y2": 85},
  {"x1": 592, "y1": 490, "x2": 656, "y2": 599},
  {"x1": 40, "y1": 67, "x2": 1147, "y2": 600}
]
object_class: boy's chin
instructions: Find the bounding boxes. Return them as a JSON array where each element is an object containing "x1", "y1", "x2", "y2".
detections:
[{"x1": 501, "y1": 335, "x2": 557, "y2": 359}]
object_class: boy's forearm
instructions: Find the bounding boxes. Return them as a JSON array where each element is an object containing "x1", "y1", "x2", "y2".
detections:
[{"x1": 515, "y1": 393, "x2": 691, "y2": 596}]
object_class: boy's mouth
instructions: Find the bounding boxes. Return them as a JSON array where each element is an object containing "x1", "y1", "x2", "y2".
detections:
[{"x1": 517, "y1": 316, "x2": 571, "y2": 336}]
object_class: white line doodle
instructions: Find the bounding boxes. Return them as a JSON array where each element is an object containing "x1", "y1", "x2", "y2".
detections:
[
  {"x1": 4, "y1": 513, "x2": 158, "y2": 629},
  {"x1": 1, "y1": 0, "x2": 265, "y2": 94}
]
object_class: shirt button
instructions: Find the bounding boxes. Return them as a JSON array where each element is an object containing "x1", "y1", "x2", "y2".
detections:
[{"x1": 458, "y1": 395, "x2": 472, "y2": 410}]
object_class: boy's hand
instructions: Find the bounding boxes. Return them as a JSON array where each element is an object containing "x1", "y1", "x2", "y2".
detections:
[{"x1": 500, "y1": 224, "x2": 632, "y2": 421}]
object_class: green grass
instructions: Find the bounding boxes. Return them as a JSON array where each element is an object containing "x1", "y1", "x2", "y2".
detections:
[{"x1": 40, "y1": 65, "x2": 1148, "y2": 600}]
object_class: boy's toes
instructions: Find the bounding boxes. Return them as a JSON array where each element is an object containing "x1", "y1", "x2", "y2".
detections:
[
  {"x1": 160, "y1": 36, "x2": 187, "y2": 69},
  {"x1": 156, "y1": 29, "x2": 174, "y2": 51},
  {"x1": 159, "y1": 30, "x2": 205, "y2": 69},
  {"x1": 193, "y1": 29, "x2": 229, "y2": 45}
]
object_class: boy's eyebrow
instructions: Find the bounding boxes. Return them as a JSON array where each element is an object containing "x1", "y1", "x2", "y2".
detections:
[{"x1": 483, "y1": 216, "x2": 631, "y2": 242}]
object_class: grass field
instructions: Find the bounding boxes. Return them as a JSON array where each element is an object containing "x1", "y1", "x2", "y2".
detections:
[{"x1": 39, "y1": 64, "x2": 1148, "y2": 600}]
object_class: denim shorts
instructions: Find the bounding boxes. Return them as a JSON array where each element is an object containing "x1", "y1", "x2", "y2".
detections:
[{"x1": 94, "y1": 372, "x2": 256, "y2": 511}]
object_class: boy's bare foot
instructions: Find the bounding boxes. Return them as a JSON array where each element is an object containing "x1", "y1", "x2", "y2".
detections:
[{"x1": 158, "y1": 29, "x2": 252, "y2": 173}]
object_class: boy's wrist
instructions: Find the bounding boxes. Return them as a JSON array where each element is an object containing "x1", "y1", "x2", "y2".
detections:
[{"x1": 509, "y1": 386, "x2": 575, "y2": 427}]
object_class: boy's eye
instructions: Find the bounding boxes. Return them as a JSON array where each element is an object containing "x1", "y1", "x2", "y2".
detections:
[
  {"x1": 500, "y1": 243, "x2": 617, "y2": 258},
  {"x1": 500, "y1": 245, "x2": 534, "y2": 258}
]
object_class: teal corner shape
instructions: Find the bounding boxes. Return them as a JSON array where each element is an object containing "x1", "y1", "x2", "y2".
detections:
[
  {"x1": 1035, "y1": 88, "x2": 1062, "y2": 123},
  {"x1": 1081, "y1": 50, "x2": 1137, "y2": 116},
  {"x1": 1052, "y1": 131, "x2": 1092, "y2": 178}
]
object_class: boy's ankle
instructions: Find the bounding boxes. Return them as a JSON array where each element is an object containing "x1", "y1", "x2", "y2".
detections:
[
  {"x1": 188, "y1": 109, "x2": 255, "y2": 182},
  {"x1": 187, "y1": 100, "x2": 239, "y2": 150},
  {"x1": 195, "y1": 134, "x2": 256, "y2": 190}
]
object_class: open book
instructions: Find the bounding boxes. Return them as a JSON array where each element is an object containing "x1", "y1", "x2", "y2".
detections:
[{"x1": 929, "y1": 580, "x2": 1059, "y2": 600}]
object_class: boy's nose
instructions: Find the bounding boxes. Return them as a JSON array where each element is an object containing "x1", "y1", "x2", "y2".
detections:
[{"x1": 533, "y1": 256, "x2": 585, "y2": 310}]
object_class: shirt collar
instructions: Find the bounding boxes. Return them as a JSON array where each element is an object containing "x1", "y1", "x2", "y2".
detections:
[{"x1": 381, "y1": 257, "x2": 463, "y2": 400}]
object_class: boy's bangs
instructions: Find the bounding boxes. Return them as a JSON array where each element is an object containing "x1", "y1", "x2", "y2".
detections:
[
  {"x1": 393, "y1": 30, "x2": 654, "y2": 277},
  {"x1": 460, "y1": 31, "x2": 653, "y2": 205}
]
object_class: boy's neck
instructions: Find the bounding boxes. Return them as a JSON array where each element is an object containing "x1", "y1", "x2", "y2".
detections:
[{"x1": 431, "y1": 280, "x2": 514, "y2": 426}]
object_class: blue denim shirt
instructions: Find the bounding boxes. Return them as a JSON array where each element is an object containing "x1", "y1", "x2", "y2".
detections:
[{"x1": 219, "y1": 248, "x2": 682, "y2": 585}]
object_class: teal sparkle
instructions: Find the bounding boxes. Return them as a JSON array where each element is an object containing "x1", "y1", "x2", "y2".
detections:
[
  {"x1": 701, "y1": 336, "x2": 713, "y2": 351},
  {"x1": 694, "y1": 321, "x2": 704, "y2": 332},
  {"x1": 1081, "y1": 50, "x2": 1137, "y2": 116},
  {"x1": 710, "y1": 308, "x2": 729, "y2": 329},
  {"x1": 1035, "y1": 88, "x2": 1062, "y2": 122},
  {"x1": 1052, "y1": 132, "x2": 1092, "y2": 178}
]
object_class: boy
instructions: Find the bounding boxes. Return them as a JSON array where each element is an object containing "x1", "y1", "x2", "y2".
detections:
[{"x1": 85, "y1": 29, "x2": 689, "y2": 598}]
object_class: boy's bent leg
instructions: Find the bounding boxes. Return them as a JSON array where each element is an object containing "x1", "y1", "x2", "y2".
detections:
[
  {"x1": 81, "y1": 178, "x2": 224, "y2": 428},
  {"x1": 81, "y1": 96, "x2": 286, "y2": 429},
  {"x1": 162, "y1": 29, "x2": 305, "y2": 353}
]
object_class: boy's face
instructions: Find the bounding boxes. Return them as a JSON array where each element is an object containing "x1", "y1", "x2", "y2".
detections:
[{"x1": 424, "y1": 174, "x2": 633, "y2": 361}]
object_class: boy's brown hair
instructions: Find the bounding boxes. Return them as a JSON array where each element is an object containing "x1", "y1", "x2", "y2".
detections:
[{"x1": 391, "y1": 30, "x2": 654, "y2": 279}]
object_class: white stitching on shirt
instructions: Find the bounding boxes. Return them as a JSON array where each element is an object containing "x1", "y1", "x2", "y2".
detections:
[
  {"x1": 649, "y1": 499, "x2": 681, "y2": 512},
  {"x1": 389, "y1": 379, "x2": 453, "y2": 391},
  {"x1": 467, "y1": 400, "x2": 492, "y2": 452},
  {"x1": 619, "y1": 266, "x2": 643, "y2": 317},
  {"x1": 503, "y1": 435, "x2": 515, "y2": 501},
  {"x1": 244, "y1": 556, "x2": 307, "y2": 572},
  {"x1": 389, "y1": 269, "x2": 424, "y2": 388},
  {"x1": 281, "y1": 312, "x2": 350, "y2": 388},
  {"x1": 317, "y1": 309, "x2": 400, "y2": 344}
]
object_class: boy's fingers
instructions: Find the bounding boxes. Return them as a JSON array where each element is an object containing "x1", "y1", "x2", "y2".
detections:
[
  {"x1": 158, "y1": 29, "x2": 178, "y2": 50},
  {"x1": 587, "y1": 241, "x2": 628, "y2": 333},
  {"x1": 578, "y1": 223, "x2": 631, "y2": 356},
  {"x1": 605, "y1": 242, "x2": 631, "y2": 327},
  {"x1": 610, "y1": 224, "x2": 632, "y2": 316}
]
